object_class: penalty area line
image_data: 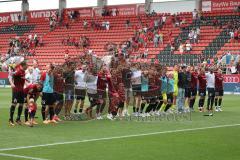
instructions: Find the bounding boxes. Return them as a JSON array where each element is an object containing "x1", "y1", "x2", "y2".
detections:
[
  {"x1": 0, "y1": 123, "x2": 240, "y2": 152},
  {"x1": 0, "y1": 153, "x2": 50, "y2": 160}
]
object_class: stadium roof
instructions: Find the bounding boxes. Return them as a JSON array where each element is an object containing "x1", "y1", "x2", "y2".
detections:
[{"x1": 0, "y1": 0, "x2": 185, "y2": 13}]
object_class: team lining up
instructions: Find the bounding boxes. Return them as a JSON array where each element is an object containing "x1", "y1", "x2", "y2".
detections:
[{"x1": 7, "y1": 56, "x2": 224, "y2": 127}]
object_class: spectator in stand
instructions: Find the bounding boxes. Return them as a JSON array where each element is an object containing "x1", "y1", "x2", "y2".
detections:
[
  {"x1": 180, "y1": 17, "x2": 186, "y2": 26},
  {"x1": 175, "y1": 15, "x2": 181, "y2": 27},
  {"x1": 153, "y1": 33, "x2": 160, "y2": 48},
  {"x1": 112, "y1": 8, "x2": 117, "y2": 16},
  {"x1": 162, "y1": 14, "x2": 167, "y2": 25},
  {"x1": 105, "y1": 21, "x2": 110, "y2": 30},
  {"x1": 143, "y1": 49, "x2": 148, "y2": 59},
  {"x1": 196, "y1": 27, "x2": 200, "y2": 37},
  {"x1": 193, "y1": 29, "x2": 198, "y2": 43},
  {"x1": 192, "y1": 9, "x2": 198, "y2": 20},
  {"x1": 151, "y1": 10, "x2": 157, "y2": 17},
  {"x1": 188, "y1": 29, "x2": 194, "y2": 43},
  {"x1": 234, "y1": 29, "x2": 239, "y2": 42},
  {"x1": 179, "y1": 43, "x2": 185, "y2": 54},
  {"x1": 185, "y1": 41, "x2": 192, "y2": 53},
  {"x1": 159, "y1": 32, "x2": 163, "y2": 45},
  {"x1": 18, "y1": 14, "x2": 21, "y2": 22},
  {"x1": 212, "y1": 18, "x2": 219, "y2": 29},
  {"x1": 168, "y1": 30, "x2": 172, "y2": 42},
  {"x1": 83, "y1": 20, "x2": 88, "y2": 30},
  {"x1": 126, "y1": 19, "x2": 130, "y2": 29},
  {"x1": 49, "y1": 17, "x2": 56, "y2": 31},
  {"x1": 154, "y1": 19, "x2": 159, "y2": 30},
  {"x1": 143, "y1": 25, "x2": 148, "y2": 33},
  {"x1": 229, "y1": 30, "x2": 234, "y2": 40},
  {"x1": 64, "y1": 49, "x2": 69, "y2": 61},
  {"x1": 34, "y1": 34, "x2": 38, "y2": 47}
]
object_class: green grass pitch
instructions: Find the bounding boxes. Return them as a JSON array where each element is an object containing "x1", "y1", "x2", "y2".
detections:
[{"x1": 0, "y1": 88, "x2": 240, "y2": 160}]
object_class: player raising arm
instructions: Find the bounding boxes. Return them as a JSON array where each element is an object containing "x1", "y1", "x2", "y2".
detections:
[{"x1": 8, "y1": 61, "x2": 28, "y2": 126}]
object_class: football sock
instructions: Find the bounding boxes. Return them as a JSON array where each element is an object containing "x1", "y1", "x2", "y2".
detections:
[
  {"x1": 140, "y1": 103, "x2": 145, "y2": 113},
  {"x1": 96, "y1": 104, "x2": 100, "y2": 114},
  {"x1": 191, "y1": 98, "x2": 195, "y2": 108},
  {"x1": 17, "y1": 105, "x2": 23, "y2": 121},
  {"x1": 41, "y1": 106, "x2": 46, "y2": 121},
  {"x1": 136, "y1": 107, "x2": 139, "y2": 113},
  {"x1": 9, "y1": 105, "x2": 16, "y2": 122},
  {"x1": 210, "y1": 97, "x2": 214, "y2": 110},
  {"x1": 215, "y1": 98, "x2": 218, "y2": 107},
  {"x1": 207, "y1": 97, "x2": 211, "y2": 110},
  {"x1": 164, "y1": 104, "x2": 171, "y2": 112},
  {"x1": 145, "y1": 104, "x2": 152, "y2": 113},
  {"x1": 218, "y1": 98, "x2": 222, "y2": 107},
  {"x1": 160, "y1": 103, "x2": 166, "y2": 112},
  {"x1": 24, "y1": 108, "x2": 29, "y2": 122},
  {"x1": 133, "y1": 107, "x2": 136, "y2": 113},
  {"x1": 49, "y1": 107, "x2": 54, "y2": 120},
  {"x1": 152, "y1": 102, "x2": 158, "y2": 111},
  {"x1": 79, "y1": 108, "x2": 83, "y2": 113},
  {"x1": 156, "y1": 101, "x2": 163, "y2": 111}
]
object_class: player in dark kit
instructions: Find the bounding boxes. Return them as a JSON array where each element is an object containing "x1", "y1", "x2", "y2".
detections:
[
  {"x1": 189, "y1": 67, "x2": 198, "y2": 111},
  {"x1": 53, "y1": 67, "x2": 65, "y2": 121},
  {"x1": 214, "y1": 69, "x2": 224, "y2": 112},
  {"x1": 8, "y1": 61, "x2": 28, "y2": 126},
  {"x1": 96, "y1": 66, "x2": 109, "y2": 119},
  {"x1": 184, "y1": 66, "x2": 192, "y2": 111},
  {"x1": 198, "y1": 68, "x2": 207, "y2": 112}
]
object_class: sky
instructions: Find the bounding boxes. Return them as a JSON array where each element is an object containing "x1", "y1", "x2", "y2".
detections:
[{"x1": 0, "y1": 0, "x2": 182, "y2": 13}]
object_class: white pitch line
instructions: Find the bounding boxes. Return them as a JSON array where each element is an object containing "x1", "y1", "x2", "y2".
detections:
[
  {"x1": 0, "y1": 153, "x2": 49, "y2": 160},
  {"x1": 0, "y1": 123, "x2": 239, "y2": 152}
]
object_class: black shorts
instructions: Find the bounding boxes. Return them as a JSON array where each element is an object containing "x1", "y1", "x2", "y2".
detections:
[
  {"x1": 75, "y1": 89, "x2": 86, "y2": 100},
  {"x1": 207, "y1": 88, "x2": 215, "y2": 97},
  {"x1": 12, "y1": 91, "x2": 25, "y2": 104},
  {"x1": 132, "y1": 84, "x2": 141, "y2": 96},
  {"x1": 198, "y1": 89, "x2": 206, "y2": 97},
  {"x1": 87, "y1": 93, "x2": 100, "y2": 108},
  {"x1": 98, "y1": 90, "x2": 107, "y2": 99},
  {"x1": 167, "y1": 93, "x2": 173, "y2": 104},
  {"x1": 42, "y1": 92, "x2": 55, "y2": 105},
  {"x1": 65, "y1": 89, "x2": 74, "y2": 101},
  {"x1": 118, "y1": 102, "x2": 124, "y2": 109},
  {"x1": 158, "y1": 94, "x2": 163, "y2": 101},
  {"x1": 53, "y1": 92, "x2": 64, "y2": 104},
  {"x1": 191, "y1": 88, "x2": 198, "y2": 96},
  {"x1": 24, "y1": 93, "x2": 27, "y2": 103},
  {"x1": 215, "y1": 89, "x2": 224, "y2": 96},
  {"x1": 185, "y1": 88, "x2": 191, "y2": 98}
]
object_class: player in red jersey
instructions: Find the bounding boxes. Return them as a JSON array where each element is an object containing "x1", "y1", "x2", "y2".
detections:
[
  {"x1": 53, "y1": 67, "x2": 65, "y2": 121},
  {"x1": 214, "y1": 69, "x2": 224, "y2": 112},
  {"x1": 8, "y1": 61, "x2": 28, "y2": 126},
  {"x1": 189, "y1": 67, "x2": 198, "y2": 111},
  {"x1": 198, "y1": 68, "x2": 207, "y2": 112},
  {"x1": 96, "y1": 66, "x2": 108, "y2": 119},
  {"x1": 111, "y1": 67, "x2": 125, "y2": 118}
]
